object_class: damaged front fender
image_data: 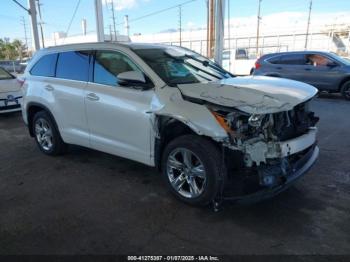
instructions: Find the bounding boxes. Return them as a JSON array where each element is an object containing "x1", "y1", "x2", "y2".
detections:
[{"x1": 149, "y1": 87, "x2": 229, "y2": 141}]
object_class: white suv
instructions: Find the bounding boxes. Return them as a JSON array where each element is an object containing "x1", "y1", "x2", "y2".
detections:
[{"x1": 22, "y1": 43, "x2": 319, "y2": 206}]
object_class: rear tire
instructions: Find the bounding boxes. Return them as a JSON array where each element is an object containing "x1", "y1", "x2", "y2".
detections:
[
  {"x1": 341, "y1": 80, "x2": 350, "y2": 100},
  {"x1": 161, "y1": 135, "x2": 223, "y2": 206},
  {"x1": 32, "y1": 111, "x2": 67, "y2": 155}
]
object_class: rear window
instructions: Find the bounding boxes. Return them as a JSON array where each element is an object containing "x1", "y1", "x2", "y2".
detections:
[
  {"x1": 56, "y1": 51, "x2": 90, "y2": 81},
  {"x1": 30, "y1": 53, "x2": 58, "y2": 77}
]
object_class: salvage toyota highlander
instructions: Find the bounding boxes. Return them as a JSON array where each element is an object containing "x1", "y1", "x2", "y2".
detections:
[{"x1": 22, "y1": 43, "x2": 319, "y2": 206}]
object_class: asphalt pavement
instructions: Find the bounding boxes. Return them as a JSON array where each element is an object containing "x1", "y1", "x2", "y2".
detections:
[{"x1": 0, "y1": 94, "x2": 349, "y2": 255}]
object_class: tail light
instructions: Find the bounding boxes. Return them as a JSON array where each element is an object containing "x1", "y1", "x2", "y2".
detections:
[
  {"x1": 17, "y1": 77, "x2": 26, "y2": 88},
  {"x1": 255, "y1": 59, "x2": 261, "y2": 70}
]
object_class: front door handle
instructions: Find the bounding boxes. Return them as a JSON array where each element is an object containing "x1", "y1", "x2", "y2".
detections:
[
  {"x1": 305, "y1": 68, "x2": 312, "y2": 71},
  {"x1": 45, "y1": 84, "x2": 54, "y2": 91},
  {"x1": 86, "y1": 93, "x2": 100, "y2": 101}
]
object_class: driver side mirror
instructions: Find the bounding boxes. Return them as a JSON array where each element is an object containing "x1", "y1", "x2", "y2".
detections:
[{"x1": 117, "y1": 71, "x2": 153, "y2": 90}]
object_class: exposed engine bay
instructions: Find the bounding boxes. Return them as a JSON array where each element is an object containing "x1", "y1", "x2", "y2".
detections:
[{"x1": 206, "y1": 100, "x2": 319, "y2": 192}]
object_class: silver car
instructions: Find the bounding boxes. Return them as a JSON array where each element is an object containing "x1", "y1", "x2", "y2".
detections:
[
  {"x1": 253, "y1": 51, "x2": 350, "y2": 100},
  {"x1": 0, "y1": 67, "x2": 22, "y2": 113}
]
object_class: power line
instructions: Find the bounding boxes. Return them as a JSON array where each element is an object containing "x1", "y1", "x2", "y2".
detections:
[
  {"x1": 11, "y1": 0, "x2": 30, "y2": 14},
  {"x1": 116, "y1": 0, "x2": 197, "y2": 26},
  {"x1": 63, "y1": 0, "x2": 82, "y2": 43}
]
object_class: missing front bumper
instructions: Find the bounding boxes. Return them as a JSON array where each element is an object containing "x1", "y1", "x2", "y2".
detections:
[{"x1": 222, "y1": 144, "x2": 319, "y2": 204}]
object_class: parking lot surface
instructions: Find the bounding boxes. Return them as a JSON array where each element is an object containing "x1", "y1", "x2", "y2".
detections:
[{"x1": 0, "y1": 95, "x2": 349, "y2": 255}]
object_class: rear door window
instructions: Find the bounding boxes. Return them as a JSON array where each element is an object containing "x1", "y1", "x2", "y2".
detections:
[
  {"x1": 56, "y1": 51, "x2": 90, "y2": 81},
  {"x1": 30, "y1": 53, "x2": 58, "y2": 77},
  {"x1": 279, "y1": 54, "x2": 306, "y2": 65}
]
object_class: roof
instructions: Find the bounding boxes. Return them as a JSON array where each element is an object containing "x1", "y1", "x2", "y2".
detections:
[
  {"x1": 262, "y1": 50, "x2": 333, "y2": 57},
  {"x1": 41, "y1": 42, "x2": 173, "y2": 53}
]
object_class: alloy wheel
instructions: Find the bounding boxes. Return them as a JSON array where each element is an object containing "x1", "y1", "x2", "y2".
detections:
[
  {"x1": 166, "y1": 148, "x2": 207, "y2": 199},
  {"x1": 35, "y1": 118, "x2": 53, "y2": 151}
]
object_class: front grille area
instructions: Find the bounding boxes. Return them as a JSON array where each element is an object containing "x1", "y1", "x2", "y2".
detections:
[{"x1": 272, "y1": 101, "x2": 319, "y2": 141}]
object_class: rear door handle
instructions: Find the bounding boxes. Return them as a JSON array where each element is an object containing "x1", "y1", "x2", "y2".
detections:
[
  {"x1": 86, "y1": 93, "x2": 100, "y2": 101},
  {"x1": 305, "y1": 68, "x2": 312, "y2": 71},
  {"x1": 45, "y1": 84, "x2": 54, "y2": 91},
  {"x1": 275, "y1": 67, "x2": 282, "y2": 70}
]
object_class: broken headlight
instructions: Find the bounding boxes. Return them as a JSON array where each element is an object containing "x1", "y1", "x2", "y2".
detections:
[{"x1": 248, "y1": 114, "x2": 265, "y2": 127}]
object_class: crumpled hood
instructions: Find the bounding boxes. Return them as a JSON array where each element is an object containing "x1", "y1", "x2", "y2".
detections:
[{"x1": 178, "y1": 76, "x2": 318, "y2": 114}]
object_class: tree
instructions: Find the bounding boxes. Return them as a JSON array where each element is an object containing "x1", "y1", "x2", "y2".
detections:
[
  {"x1": 12, "y1": 39, "x2": 25, "y2": 60},
  {"x1": 0, "y1": 38, "x2": 26, "y2": 60}
]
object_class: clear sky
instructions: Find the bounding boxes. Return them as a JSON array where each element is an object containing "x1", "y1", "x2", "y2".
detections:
[{"x1": 1, "y1": 0, "x2": 350, "y2": 45}]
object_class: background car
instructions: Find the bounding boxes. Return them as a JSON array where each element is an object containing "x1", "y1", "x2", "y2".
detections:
[
  {"x1": 0, "y1": 60, "x2": 26, "y2": 74},
  {"x1": 253, "y1": 51, "x2": 350, "y2": 100},
  {"x1": 0, "y1": 67, "x2": 22, "y2": 113}
]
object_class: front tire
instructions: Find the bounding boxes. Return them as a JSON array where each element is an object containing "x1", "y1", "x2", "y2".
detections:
[
  {"x1": 161, "y1": 135, "x2": 223, "y2": 206},
  {"x1": 32, "y1": 111, "x2": 67, "y2": 155},
  {"x1": 341, "y1": 80, "x2": 350, "y2": 100}
]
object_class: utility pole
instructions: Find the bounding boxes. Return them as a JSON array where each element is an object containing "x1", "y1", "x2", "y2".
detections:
[
  {"x1": 178, "y1": 5, "x2": 182, "y2": 46},
  {"x1": 214, "y1": 0, "x2": 225, "y2": 65},
  {"x1": 109, "y1": 24, "x2": 113, "y2": 41},
  {"x1": 256, "y1": 0, "x2": 262, "y2": 56},
  {"x1": 36, "y1": 0, "x2": 45, "y2": 48},
  {"x1": 305, "y1": 0, "x2": 312, "y2": 50},
  {"x1": 20, "y1": 16, "x2": 29, "y2": 54},
  {"x1": 94, "y1": 0, "x2": 104, "y2": 42},
  {"x1": 110, "y1": 0, "x2": 117, "y2": 41},
  {"x1": 207, "y1": 0, "x2": 215, "y2": 58},
  {"x1": 28, "y1": 0, "x2": 40, "y2": 51},
  {"x1": 124, "y1": 15, "x2": 130, "y2": 37},
  {"x1": 227, "y1": 0, "x2": 231, "y2": 71},
  {"x1": 82, "y1": 19, "x2": 87, "y2": 35}
]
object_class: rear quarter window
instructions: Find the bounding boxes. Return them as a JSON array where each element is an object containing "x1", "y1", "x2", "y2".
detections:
[
  {"x1": 30, "y1": 53, "x2": 58, "y2": 77},
  {"x1": 266, "y1": 55, "x2": 281, "y2": 64}
]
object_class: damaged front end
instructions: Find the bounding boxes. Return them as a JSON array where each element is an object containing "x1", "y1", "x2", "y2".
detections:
[{"x1": 208, "y1": 100, "x2": 320, "y2": 203}]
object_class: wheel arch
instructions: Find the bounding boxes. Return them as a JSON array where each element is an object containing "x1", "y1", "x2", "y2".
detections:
[
  {"x1": 154, "y1": 115, "x2": 222, "y2": 170},
  {"x1": 338, "y1": 76, "x2": 350, "y2": 92},
  {"x1": 26, "y1": 102, "x2": 59, "y2": 137}
]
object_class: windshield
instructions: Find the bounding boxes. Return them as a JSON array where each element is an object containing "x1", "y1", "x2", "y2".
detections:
[
  {"x1": 133, "y1": 47, "x2": 233, "y2": 86},
  {"x1": 0, "y1": 67, "x2": 14, "y2": 80}
]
